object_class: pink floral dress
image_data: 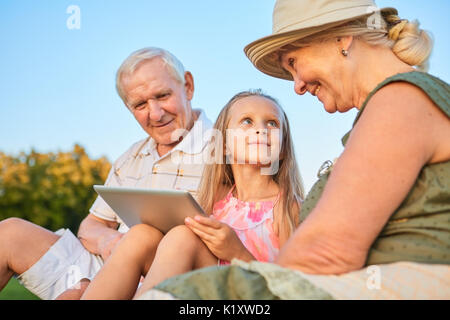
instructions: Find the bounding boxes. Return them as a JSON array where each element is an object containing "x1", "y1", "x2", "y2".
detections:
[{"x1": 212, "y1": 186, "x2": 280, "y2": 264}]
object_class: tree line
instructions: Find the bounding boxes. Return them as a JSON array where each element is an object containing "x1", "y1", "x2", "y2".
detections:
[{"x1": 0, "y1": 145, "x2": 111, "y2": 233}]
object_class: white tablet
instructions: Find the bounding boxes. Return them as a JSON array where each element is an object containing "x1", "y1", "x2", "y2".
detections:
[{"x1": 93, "y1": 185, "x2": 206, "y2": 234}]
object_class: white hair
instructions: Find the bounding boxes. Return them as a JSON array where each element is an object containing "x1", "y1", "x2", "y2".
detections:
[{"x1": 115, "y1": 47, "x2": 186, "y2": 105}]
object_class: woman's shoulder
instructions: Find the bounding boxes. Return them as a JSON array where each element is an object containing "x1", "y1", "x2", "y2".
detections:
[
  {"x1": 350, "y1": 74, "x2": 450, "y2": 164},
  {"x1": 365, "y1": 71, "x2": 450, "y2": 117},
  {"x1": 368, "y1": 72, "x2": 450, "y2": 132},
  {"x1": 343, "y1": 71, "x2": 449, "y2": 146}
]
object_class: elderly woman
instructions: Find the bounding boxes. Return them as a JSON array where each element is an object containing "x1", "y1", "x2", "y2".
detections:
[{"x1": 139, "y1": 0, "x2": 450, "y2": 299}]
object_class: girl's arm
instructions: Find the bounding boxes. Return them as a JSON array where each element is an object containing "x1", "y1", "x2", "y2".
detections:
[{"x1": 276, "y1": 82, "x2": 450, "y2": 274}]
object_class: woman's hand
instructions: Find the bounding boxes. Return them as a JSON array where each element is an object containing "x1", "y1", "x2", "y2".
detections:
[{"x1": 184, "y1": 215, "x2": 254, "y2": 262}]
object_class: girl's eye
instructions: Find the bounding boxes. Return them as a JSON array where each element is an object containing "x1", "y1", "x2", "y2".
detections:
[
  {"x1": 267, "y1": 120, "x2": 278, "y2": 128},
  {"x1": 241, "y1": 118, "x2": 252, "y2": 125}
]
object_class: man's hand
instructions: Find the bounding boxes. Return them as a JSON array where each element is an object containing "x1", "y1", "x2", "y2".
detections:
[
  {"x1": 77, "y1": 214, "x2": 121, "y2": 259},
  {"x1": 184, "y1": 215, "x2": 254, "y2": 262},
  {"x1": 97, "y1": 231, "x2": 124, "y2": 261}
]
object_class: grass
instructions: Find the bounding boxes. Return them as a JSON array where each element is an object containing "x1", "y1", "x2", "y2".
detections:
[{"x1": 0, "y1": 277, "x2": 40, "y2": 300}]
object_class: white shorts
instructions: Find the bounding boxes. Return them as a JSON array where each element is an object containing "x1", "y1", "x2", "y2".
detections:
[{"x1": 16, "y1": 228, "x2": 104, "y2": 300}]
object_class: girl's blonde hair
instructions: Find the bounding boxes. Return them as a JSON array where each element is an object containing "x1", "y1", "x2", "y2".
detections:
[
  {"x1": 277, "y1": 12, "x2": 433, "y2": 71},
  {"x1": 197, "y1": 89, "x2": 305, "y2": 238}
]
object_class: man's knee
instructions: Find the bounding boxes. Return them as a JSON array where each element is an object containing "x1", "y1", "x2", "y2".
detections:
[
  {"x1": 0, "y1": 218, "x2": 60, "y2": 276},
  {"x1": 0, "y1": 218, "x2": 30, "y2": 241},
  {"x1": 0, "y1": 217, "x2": 58, "y2": 246},
  {"x1": 0, "y1": 217, "x2": 25, "y2": 232}
]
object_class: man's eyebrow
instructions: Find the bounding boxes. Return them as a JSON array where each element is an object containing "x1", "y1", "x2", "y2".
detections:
[
  {"x1": 154, "y1": 89, "x2": 172, "y2": 96},
  {"x1": 141, "y1": 88, "x2": 172, "y2": 100},
  {"x1": 127, "y1": 89, "x2": 173, "y2": 108},
  {"x1": 128, "y1": 99, "x2": 143, "y2": 109}
]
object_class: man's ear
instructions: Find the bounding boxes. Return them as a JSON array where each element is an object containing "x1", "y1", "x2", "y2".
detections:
[{"x1": 184, "y1": 71, "x2": 194, "y2": 101}]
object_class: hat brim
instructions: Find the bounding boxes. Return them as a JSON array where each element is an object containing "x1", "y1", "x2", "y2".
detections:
[{"x1": 244, "y1": 7, "x2": 397, "y2": 80}]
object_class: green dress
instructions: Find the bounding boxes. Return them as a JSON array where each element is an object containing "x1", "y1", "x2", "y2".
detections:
[{"x1": 148, "y1": 71, "x2": 450, "y2": 300}]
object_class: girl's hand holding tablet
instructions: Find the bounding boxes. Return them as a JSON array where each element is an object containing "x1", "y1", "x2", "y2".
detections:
[{"x1": 185, "y1": 215, "x2": 254, "y2": 262}]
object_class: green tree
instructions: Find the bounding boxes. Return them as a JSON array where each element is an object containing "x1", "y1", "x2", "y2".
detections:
[{"x1": 0, "y1": 145, "x2": 111, "y2": 233}]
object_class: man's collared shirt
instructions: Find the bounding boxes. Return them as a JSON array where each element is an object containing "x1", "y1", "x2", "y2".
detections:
[{"x1": 89, "y1": 109, "x2": 213, "y2": 233}]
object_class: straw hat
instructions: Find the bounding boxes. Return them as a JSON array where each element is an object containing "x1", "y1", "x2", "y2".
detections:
[{"x1": 244, "y1": 0, "x2": 397, "y2": 80}]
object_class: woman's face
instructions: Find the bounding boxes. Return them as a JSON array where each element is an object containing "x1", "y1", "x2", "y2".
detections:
[{"x1": 280, "y1": 40, "x2": 355, "y2": 113}]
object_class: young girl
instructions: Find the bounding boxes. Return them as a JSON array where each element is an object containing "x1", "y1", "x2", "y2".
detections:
[{"x1": 82, "y1": 90, "x2": 304, "y2": 299}]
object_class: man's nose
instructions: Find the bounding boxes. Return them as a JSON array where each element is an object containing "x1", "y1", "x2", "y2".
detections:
[
  {"x1": 294, "y1": 78, "x2": 307, "y2": 95},
  {"x1": 148, "y1": 100, "x2": 164, "y2": 122}
]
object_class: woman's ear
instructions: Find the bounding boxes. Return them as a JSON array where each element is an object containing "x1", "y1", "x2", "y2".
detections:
[
  {"x1": 337, "y1": 35, "x2": 354, "y2": 53},
  {"x1": 184, "y1": 71, "x2": 194, "y2": 101}
]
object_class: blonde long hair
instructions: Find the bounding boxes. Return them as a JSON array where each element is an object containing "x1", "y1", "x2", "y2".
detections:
[
  {"x1": 277, "y1": 12, "x2": 433, "y2": 71},
  {"x1": 197, "y1": 90, "x2": 304, "y2": 238}
]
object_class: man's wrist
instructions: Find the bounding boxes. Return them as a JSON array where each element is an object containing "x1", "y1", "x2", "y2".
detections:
[{"x1": 97, "y1": 228, "x2": 117, "y2": 246}]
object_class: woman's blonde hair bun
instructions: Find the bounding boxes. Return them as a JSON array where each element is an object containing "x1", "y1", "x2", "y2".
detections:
[{"x1": 385, "y1": 14, "x2": 433, "y2": 71}]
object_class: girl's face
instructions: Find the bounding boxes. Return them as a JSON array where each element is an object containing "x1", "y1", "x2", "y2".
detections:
[
  {"x1": 280, "y1": 40, "x2": 355, "y2": 113},
  {"x1": 225, "y1": 96, "x2": 282, "y2": 166}
]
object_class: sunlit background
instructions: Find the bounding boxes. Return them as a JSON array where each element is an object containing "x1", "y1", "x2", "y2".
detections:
[{"x1": 1, "y1": 0, "x2": 449, "y2": 192}]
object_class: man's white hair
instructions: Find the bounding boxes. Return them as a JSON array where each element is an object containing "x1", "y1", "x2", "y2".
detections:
[{"x1": 115, "y1": 47, "x2": 186, "y2": 106}]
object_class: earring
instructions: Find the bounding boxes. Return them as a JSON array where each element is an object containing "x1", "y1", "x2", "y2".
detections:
[{"x1": 341, "y1": 49, "x2": 348, "y2": 57}]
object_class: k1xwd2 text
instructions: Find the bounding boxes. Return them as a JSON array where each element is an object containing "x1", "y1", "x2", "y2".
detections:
[{"x1": 179, "y1": 304, "x2": 271, "y2": 317}]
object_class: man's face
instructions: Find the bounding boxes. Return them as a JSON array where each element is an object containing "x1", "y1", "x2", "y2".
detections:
[{"x1": 121, "y1": 58, "x2": 195, "y2": 151}]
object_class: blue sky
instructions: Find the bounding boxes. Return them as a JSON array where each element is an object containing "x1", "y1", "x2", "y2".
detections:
[{"x1": 1, "y1": 0, "x2": 449, "y2": 191}]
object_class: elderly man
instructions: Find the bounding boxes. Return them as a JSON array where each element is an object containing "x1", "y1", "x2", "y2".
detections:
[{"x1": 0, "y1": 47, "x2": 212, "y2": 300}]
